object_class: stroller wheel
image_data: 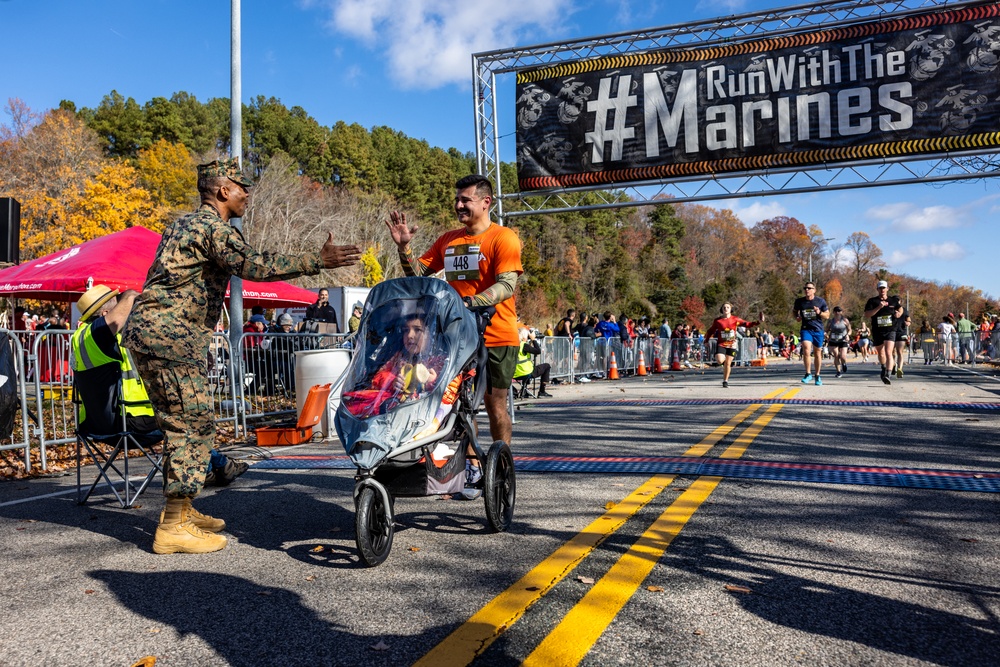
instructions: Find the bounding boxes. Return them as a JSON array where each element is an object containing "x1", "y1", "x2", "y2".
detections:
[
  {"x1": 355, "y1": 487, "x2": 394, "y2": 566},
  {"x1": 483, "y1": 440, "x2": 516, "y2": 533}
]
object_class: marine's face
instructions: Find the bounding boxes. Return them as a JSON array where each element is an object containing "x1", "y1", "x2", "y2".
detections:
[
  {"x1": 403, "y1": 318, "x2": 428, "y2": 355},
  {"x1": 226, "y1": 179, "x2": 251, "y2": 217}
]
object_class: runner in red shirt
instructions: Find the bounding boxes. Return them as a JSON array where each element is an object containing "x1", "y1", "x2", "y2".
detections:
[{"x1": 705, "y1": 302, "x2": 763, "y2": 388}]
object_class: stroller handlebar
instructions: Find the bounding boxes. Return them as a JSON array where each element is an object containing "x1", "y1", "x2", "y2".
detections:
[{"x1": 467, "y1": 304, "x2": 496, "y2": 336}]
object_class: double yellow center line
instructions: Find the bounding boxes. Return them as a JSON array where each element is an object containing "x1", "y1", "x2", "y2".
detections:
[{"x1": 415, "y1": 387, "x2": 798, "y2": 667}]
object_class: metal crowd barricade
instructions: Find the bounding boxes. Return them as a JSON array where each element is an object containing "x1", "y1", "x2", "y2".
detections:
[
  {"x1": 538, "y1": 335, "x2": 612, "y2": 383},
  {"x1": 735, "y1": 337, "x2": 758, "y2": 366},
  {"x1": 209, "y1": 332, "x2": 243, "y2": 437},
  {"x1": 700, "y1": 338, "x2": 715, "y2": 363},
  {"x1": 541, "y1": 336, "x2": 574, "y2": 383},
  {"x1": 634, "y1": 337, "x2": 654, "y2": 371},
  {"x1": 31, "y1": 330, "x2": 75, "y2": 470},
  {"x1": 0, "y1": 331, "x2": 32, "y2": 469}
]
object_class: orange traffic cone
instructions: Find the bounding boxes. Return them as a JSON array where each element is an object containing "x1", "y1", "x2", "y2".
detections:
[
  {"x1": 637, "y1": 348, "x2": 648, "y2": 376},
  {"x1": 608, "y1": 351, "x2": 620, "y2": 380},
  {"x1": 670, "y1": 345, "x2": 682, "y2": 371},
  {"x1": 653, "y1": 347, "x2": 663, "y2": 373}
]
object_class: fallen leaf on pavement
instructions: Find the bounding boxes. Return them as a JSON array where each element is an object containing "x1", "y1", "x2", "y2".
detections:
[
  {"x1": 408, "y1": 546, "x2": 421, "y2": 552},
  {"x1": 960, "y1": 538, "x2": 979, "y2": 543},
  {"x1": 84, "y1": 589, "x2": 95, "y2": 595},
  {"x1": 147, "y1": 627, "x2": 161, "y2": 634},
  {"x1": 258, "y1": 591, "x2": 272, "y2": 596},
  {"x1": 604, "y1": 501, "x2": 616, "y2": 510},
  {"x1": 130, "y1": 658, "x2": 157, "y2": 667},
  {"x1": 305, "y1": 575, "x2": 316, "y2": 582},
  {"x1": 577, "y1": 575, "x2": 595, "y2": 585},
  {"x1": 525, "y1": 586, "x2": 541, "y2": 591},
  {"x1": 371, "y1": 640, "x2": 390, "y2": 652},
  {"x1": 724, "y1": 584, "x2": 752, "y2": 594},
  {"x1": 692, "y1": 629, "x2": 704, "y2": 636},
  {"x1": 647, "y1": 585, "x2": 665, "y2": 592},
  {"x1": 310, "y1": 545, "x2": 325, "y2": 553}
]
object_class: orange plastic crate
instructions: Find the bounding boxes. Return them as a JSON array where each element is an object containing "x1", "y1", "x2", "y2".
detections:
[{"x1": 254, "y1": 383, "x2": 332, "y2": 446}]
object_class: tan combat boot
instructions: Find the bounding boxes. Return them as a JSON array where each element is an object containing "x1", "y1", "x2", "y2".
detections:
[
  {"x1": 156, "y1": 499, "x2": 226, "y2": 532},
  {"x1": 153, "y1": 498, "x2": 228, "y2": 554},
  {"x1": 182, "y1": 499, "x2": 226, "y2": 533}
]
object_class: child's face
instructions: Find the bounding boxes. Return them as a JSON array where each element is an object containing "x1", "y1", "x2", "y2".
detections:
[{"x1": 403, "y1": 318, "x2": 428, "y2": 355}]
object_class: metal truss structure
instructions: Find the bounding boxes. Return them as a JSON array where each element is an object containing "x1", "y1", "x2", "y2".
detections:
[{"x1": 471, "y1": 0, "x2": 1000, "y2": 220}]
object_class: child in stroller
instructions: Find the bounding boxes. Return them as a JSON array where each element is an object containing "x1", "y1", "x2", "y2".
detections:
[
  {"x1": 336, "y1": 277, "x2": 516, "y2": 566},
  {"x1": 342, "y1": 310, "x2": 445, "y2": 419}
]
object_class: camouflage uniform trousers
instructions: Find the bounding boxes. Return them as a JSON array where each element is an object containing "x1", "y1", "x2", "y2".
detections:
[{"x1": 131, "y1": 351, "x2": 215, "y2": 499}]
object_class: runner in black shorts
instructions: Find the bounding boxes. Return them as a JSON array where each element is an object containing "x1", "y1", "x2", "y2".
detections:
[
  {"x1": 863, "y1": 279, "x2": 903, "y2": 385},
  {"x1": 893, "y1": 307, "x2": 911, "y2": 379},
  {"x1": 826, "y1": 306, "x2": 852, "y2": 378}
]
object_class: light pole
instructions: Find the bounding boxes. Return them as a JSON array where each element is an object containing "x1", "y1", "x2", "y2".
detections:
[{"x1": 808, "y1": 237, "x2": 836, "y2": 283}]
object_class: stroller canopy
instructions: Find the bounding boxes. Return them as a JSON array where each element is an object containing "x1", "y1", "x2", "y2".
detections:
[{"x1": 335, "y1": 277, "x2": 479, "y2": 469}]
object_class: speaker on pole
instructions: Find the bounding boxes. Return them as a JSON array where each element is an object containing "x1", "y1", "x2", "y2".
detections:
[{"x1": 0, "y1": 198, "x2": 21, "y2": 265}]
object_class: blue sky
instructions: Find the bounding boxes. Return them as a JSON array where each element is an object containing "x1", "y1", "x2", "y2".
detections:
[{"x1": 2, "y1": 0, "x2": 998, "y2": 298}]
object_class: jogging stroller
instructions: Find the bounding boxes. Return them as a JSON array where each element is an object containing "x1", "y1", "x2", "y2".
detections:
[{"x1": 335, "y1": 276, "x2": 516, "y2": 566}]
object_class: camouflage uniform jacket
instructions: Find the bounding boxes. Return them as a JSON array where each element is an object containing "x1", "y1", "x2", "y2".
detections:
[{"x1": 123, "y1": 205, "x2": 324, "y2": 364}]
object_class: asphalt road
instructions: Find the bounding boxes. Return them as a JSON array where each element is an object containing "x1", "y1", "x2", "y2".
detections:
[{"x1": 0, "y1": 355, "x2": 998, "y2": 667}]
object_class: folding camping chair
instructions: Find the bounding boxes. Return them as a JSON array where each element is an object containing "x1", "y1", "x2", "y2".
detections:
[
  {"x1": 512, "y1": 373, "x2": 536, "y2": 399},
  {"x1": 74, "y1": 376, "x2": 163, "y2": 509}
]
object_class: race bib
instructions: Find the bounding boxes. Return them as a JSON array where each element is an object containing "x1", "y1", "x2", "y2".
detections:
[
  {"x1": 830, "y1": 332, "x2": 845, "y2": 341},
  {"x1": 876, "y1": 315, "x2": 894, "y2": 328},
  {"x1": 443, "y1": 244, "x2": 481, "y2": 282},
  {"x1": 721, "y1": 329, "x2": 736, "y2": 341},
  {"x1": 801, "y1": 309, "x2": 816, "y2": 320}
]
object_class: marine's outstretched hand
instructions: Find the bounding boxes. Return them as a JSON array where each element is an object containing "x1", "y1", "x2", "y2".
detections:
[{"x1": 320, "y1": 232, "x2": 362, "y2": 269}]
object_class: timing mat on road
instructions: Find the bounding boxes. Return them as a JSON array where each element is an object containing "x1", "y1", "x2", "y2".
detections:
[
  {"x1": 252, "y1": 455, "x2": 1000, "y2": 492},
  {"x1": 521, "y1": 398, "x2": 1000, "y2": 411}
]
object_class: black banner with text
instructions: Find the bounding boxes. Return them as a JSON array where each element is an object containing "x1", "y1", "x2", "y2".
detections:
[{"x1": 515, "y1": 3, "x2": 1000, "y2": 190}]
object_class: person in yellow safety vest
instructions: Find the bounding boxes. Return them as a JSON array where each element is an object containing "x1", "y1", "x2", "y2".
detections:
[
  {"x1": 514, "y1": 327, "x2": 552, "y2": 398},
  {"x1": 71, "y1": 285, "x2": 248, "y2": 486}
]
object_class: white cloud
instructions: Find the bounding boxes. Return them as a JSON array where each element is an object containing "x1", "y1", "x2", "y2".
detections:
[
  {"x1": 726, "y1": 200, "x2": 787, "y2": 226},
  {"x1": 314, "y1": 0, "x2": 574, "y2": 89},
  {"x1": 888, "y1": 242, "x2": 967, "y2": 266},
  {"x1": 865, "y1": 202, "x2": 967, "y2": 232}
]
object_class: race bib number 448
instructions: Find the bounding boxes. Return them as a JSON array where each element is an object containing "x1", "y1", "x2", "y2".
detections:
[{"x1": 444, "y1": 244, "x2": 481, "y2": 282}]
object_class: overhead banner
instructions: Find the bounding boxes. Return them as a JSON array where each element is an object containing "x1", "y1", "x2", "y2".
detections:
[{"x1": 515, "y1": 3, "x2": 1000, "y2": 191}]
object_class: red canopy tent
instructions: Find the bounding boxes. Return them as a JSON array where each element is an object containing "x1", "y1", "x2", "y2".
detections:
[{"x1": 0, "y1": 226, "x2": 319, "y2": 308}]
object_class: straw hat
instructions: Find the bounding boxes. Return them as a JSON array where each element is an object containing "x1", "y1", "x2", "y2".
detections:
[{"x1": 78, "y1": 284, "x2": 119, "y2": 322}]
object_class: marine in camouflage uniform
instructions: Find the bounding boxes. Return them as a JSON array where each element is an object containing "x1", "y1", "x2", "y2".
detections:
[{"x1": 123, "y1": 157, "x2": 360, "y2": 554}]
